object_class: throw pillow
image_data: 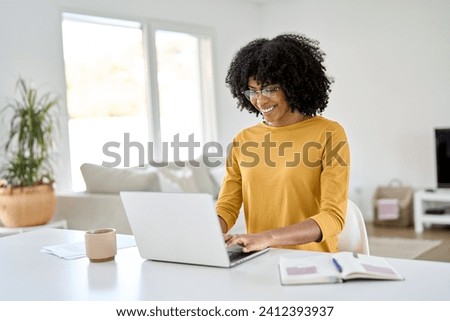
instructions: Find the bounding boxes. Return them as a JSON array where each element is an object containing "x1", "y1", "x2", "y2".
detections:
[
  {"x1": 80, "y1": 163, "x2": 161, "y2": 194},
  {"x1": 157, "y1": 157, "x2": 220, "y2": 198},
  {"x1": 208, "y1": 162, "x2": 226, "y2": 188}
]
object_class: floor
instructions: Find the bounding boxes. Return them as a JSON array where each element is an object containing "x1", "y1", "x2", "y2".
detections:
[{"x1": 366, "y1": 222, "x2": 450, "y2": 262}]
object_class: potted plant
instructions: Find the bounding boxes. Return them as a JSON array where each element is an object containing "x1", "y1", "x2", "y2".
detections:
[{"x1": 0, "y1": 78, "x2": 59, "y2": 227}]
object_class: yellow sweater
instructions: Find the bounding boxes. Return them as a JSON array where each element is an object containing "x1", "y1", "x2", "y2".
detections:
[{"x1": 216, "y1": 116, "x2": 350, "y2": 252}]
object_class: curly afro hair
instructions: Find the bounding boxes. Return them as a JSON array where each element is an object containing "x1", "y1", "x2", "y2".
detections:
[{"x1": 225, "y1": 33, "x2": 333, "y2": 116}]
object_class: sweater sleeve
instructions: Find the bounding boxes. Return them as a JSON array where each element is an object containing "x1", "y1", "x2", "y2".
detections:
[
  {"x1": 215, "y1": 140, "x2": 243, "y2": 232},
  {"x1": 310, "y1": 122, "x2": 350, "y2": 241}
]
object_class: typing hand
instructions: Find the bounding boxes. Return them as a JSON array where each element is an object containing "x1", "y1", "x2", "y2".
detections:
[
  {"x1": 223, "y1": 233, "x2": 234, "y2": 243},
  {"x1": 226, "y1": 233, "x2": 271, "y2": 253}
]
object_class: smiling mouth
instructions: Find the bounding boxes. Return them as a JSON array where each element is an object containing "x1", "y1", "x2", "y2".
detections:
[{"x1": 259, "y1": 106, "x2": 275, "y2": 113}]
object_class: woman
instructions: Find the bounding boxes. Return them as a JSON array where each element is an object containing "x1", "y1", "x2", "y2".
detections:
[{"x1": 216, "y1": 33, "x2": 350, "y2": 253}]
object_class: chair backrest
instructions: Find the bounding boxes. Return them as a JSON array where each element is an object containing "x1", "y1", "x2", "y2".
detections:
[{"x1": 337, "y1": 199, "x2": 370, "y2": 255}]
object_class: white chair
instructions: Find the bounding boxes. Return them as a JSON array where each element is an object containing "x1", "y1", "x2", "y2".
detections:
[{"x1": 337, "y1": 199, "x2": 370, "y2": 255}]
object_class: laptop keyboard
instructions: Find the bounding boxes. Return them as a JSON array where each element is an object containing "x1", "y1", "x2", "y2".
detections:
[{"x1": 227, "y1": 245, "x2": 254, "y2": 263}]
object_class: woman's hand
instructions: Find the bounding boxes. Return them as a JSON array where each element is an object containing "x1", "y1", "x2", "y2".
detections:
[
  {"x1": 223, "y1": 233, "x2": 234, "y2": 243},
  {"x1": 224, "y1": 219, "x2": 322, "y2": 252},
  {"x1": 225, "y1": 232, "x2": 273, "y2": 253},
  {"x1": 222, "y1": 219, "x2": 323, "y2": 252}
]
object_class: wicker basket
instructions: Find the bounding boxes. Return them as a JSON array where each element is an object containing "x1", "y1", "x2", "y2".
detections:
[{"x1": 0, "y1": 183, "x2": 56, "y2": 227}]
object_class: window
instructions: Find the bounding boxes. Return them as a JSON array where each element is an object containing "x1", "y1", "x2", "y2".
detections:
[{"x1": 61, "y1": 13, "x2": 216, "y2": 191}]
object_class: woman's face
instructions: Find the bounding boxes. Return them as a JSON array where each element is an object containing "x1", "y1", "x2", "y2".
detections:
[{"x1": 247, "y1": 77, "x2": 302, "y2": 127}]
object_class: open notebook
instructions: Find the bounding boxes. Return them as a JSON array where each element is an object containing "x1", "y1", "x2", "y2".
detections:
[{"x1": 279, "y1": 251, "x2": 404, "y2": 285}]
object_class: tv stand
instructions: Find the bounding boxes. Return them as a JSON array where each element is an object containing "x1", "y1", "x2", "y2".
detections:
[{"x1": 413, "y1": 189, "x2": 450, "y2": 233}]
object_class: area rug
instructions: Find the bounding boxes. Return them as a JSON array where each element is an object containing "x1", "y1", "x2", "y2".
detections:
[{"x1": 368, "y1": 237, "x2": 442, "y2": 259}]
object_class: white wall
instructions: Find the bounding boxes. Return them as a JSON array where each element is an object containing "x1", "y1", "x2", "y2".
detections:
[
  {"x1": 1, "y1": 0, "x2": 449, "y2": 220},
  {"x1": 0, "y1": 0, "x2": 72, "y2": 190},
  {"x1": 260, "y1": 0, "x2": 450, "y2": 219}
]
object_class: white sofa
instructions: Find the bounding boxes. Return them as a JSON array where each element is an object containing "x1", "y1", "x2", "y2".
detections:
[
  {"x1": 53, "y1": 160, "x2": 246, "y2": 235},
  {"x1": 54, "y1": 192, "x2": 133, "y2": 234}
]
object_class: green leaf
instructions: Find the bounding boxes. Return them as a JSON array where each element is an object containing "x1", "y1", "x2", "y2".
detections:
[{"x1": 0, "y1": 78, "x2": 59, "y2": 187}]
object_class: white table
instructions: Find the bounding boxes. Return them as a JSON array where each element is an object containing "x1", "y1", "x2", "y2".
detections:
[{"x1": 1, "y1": 228, "x2": 450, "y2": 301}]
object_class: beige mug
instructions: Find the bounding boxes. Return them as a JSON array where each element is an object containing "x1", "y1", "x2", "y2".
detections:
[{"x1": 85, "y1": 228, "x2": 117, "y2": 262}]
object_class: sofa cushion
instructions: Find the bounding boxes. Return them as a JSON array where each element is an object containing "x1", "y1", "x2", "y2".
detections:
[
  {"x1": 158, "y1": 159, "x2": 220, "y2": 198},
  {"x1": 208, "y1": 163, "x2": 226, "y2": 188},
  {"x1": 155, "y1": 171, "x2": 184, "y2": 193},
  {"x1": 81, "y1": 163, "x2": 161, "y2": 194},
  {"x1": 55, "y1": 192, "x2": 133, "y2": 234}
]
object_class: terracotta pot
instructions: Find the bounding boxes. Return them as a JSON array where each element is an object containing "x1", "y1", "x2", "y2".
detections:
[{"x1": 0, "y1": 183, "x2": 56, "y2": 227}]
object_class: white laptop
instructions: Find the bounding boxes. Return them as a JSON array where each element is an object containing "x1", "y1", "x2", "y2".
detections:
[{"x1": 120, "y1": 192, "x2": 269, "y2": 268}]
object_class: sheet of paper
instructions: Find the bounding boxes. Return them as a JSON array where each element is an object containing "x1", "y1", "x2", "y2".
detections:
[{"x1": 40, "y1": 235, "x2": 136, "y2": 260}]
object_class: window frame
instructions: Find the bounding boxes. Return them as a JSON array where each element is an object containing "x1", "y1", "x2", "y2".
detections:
[
  {"x1": 146, "y1": 20, "x2": 218, "y2": 156},
  {"x1": 60, "y1": 10, "x2": 217, "y2": 190}
]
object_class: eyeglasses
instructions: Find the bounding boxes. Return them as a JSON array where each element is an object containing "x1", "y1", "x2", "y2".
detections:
[{"x1": 242, "y1": 86, "x2": 280, "y2": 101}]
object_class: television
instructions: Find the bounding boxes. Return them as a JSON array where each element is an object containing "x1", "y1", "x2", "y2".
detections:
[{"x1": 435, "y1": 128, "x2": 450, "y2": 188}]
